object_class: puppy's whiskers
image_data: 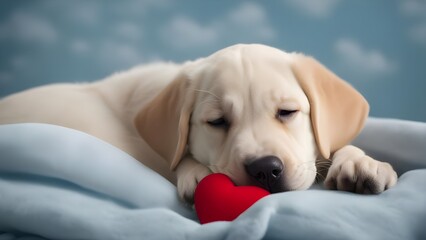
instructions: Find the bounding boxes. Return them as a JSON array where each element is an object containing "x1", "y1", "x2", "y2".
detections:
[
  {"x1": 295, "y1": 160, "x2": 325, "y2": 184},
  {"x1": 315, "y1": 159, "x2": 332, "y2": 182},
  {"x1": 316, "y1": 159, "x2": 332, "y2": 169}
]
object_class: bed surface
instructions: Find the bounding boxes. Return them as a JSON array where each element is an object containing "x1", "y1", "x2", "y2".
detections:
[{"x1": 1, "y1": 118, "x2": 425, "y2": 240}]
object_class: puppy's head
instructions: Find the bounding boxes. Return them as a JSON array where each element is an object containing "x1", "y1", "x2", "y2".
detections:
[{"x1": 136, "y1": 44, "x2": 368, "y2": 192}]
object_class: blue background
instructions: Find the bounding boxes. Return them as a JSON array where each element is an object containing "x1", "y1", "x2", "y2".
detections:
[{"x1": 0, "y1": 0, "x2": 425, "y2": 121}]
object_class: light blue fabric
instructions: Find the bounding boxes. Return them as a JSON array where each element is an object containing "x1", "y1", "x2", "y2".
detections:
[{"x1": 0, "y1": 119, "x2": 425, "y2": 240}]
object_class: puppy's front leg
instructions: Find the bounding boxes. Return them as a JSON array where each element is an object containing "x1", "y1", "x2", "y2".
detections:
[
  {"x1": 324, "y1": 145, "x2": 397, "y2": 194},
  {"x1": 176, "y1": 157, "x2": 212, "y2": 204}
]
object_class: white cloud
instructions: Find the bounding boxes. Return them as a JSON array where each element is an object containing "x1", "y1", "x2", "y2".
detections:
[
  {"x1": 0, "y1": 11, "x2": 57, "y2": 44},
  {"x1": 161, "y1": 16, "x2": 218, "y2": 49},
  {"x1": 70, "y1": 39, "x2": 91, "y2": 55},
  {"x1": 409, "y1": 23, "x2": 426, "y2": 46},
  {"x1": 10, "y1": 56, "x2": 29, "y2": 69},
  {"x1": 113, "y1": 22, "x2": 143, "y2": 41},
  {"x1": 400, "y1": 0, "x2": 426, "y2": 47},
  {"x1": 284, "y1": 0, "x2": 341, "y2": 18},
  {"x1": 69, "y1": 3, "x2": 101, "y2": 26},
  {"x1": 98, "y1": 41, "x2": 144, "y2": 69},
  {"x1": 221, "y1": 2, "x2": 276, "y2": 40},
  {"x1": 161, "y1": 2, "x2": 275, "y2": 50},
  {"x1": 39, "y1": 1, "x2": 101, "y2": 27},
  {"x1": 334, "y1": 38, "x2": 396, "y2": 77},
  {"x1": 112, "y1": 0, "x2": 173, "y2": 16},
  {"x1": 400, "y1": 0, "x2": 426, "y2": 17}
]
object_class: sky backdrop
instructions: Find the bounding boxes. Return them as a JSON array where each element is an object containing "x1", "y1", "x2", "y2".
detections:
[{"x1": 0, "y1": 0, "x2": 425, "y2": 121}]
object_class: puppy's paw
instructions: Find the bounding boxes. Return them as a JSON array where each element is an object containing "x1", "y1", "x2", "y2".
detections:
[
  {"x1": 176, "y1": 163, "x2": 211, "y2": 204},
  {"x1": 324, "y1": 145, "x2": 397, "y2": 194}
]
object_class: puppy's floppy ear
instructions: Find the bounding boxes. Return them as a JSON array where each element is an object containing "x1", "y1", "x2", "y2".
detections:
[
  {"x1": 291, "y1": 54, "x2": 369, "y2": 159},
  {"x1": 135, "y1": 70, "x2": 196, "y2": 170}
]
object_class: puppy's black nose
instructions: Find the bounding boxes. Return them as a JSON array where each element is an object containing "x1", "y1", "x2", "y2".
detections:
[{"x1": 245, "y1": 155, "x2": 284, "y2": 193}]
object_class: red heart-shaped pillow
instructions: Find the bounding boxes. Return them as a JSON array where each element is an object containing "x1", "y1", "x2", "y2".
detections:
[{"x1": 194, "y1": 173, "x2": 270, "y2": 224}]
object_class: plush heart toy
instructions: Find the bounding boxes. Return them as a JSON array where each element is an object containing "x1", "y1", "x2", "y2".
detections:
[{"x1": 194, "y1": 173, "x2": 270, "y2": 224}]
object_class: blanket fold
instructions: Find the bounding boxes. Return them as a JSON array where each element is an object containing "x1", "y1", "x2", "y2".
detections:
[{"x1": 1, "y1": 118, "x2": 425, "y2": 240}]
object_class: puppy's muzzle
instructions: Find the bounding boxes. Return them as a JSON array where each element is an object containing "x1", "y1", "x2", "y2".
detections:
[{"x1": 245, "y1": 156, "x2": 285, "y2": 193}]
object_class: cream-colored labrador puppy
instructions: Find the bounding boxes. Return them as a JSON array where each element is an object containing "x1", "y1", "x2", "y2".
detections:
[{"x1": 0, "y1": 44, "x2": 397, "y2": 203}]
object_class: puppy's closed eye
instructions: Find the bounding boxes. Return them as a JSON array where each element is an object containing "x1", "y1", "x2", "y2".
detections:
[
  {"x1": 207, "y1": 117, "x2": 230, "y2": 129},
  {"x1": 276, "y1": 109, "x2": 298, "y2": 121}
]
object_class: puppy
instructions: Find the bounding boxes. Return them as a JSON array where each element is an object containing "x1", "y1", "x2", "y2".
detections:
[{"x1": 0, "y1": 44, "x2": 397, "y2": 203}]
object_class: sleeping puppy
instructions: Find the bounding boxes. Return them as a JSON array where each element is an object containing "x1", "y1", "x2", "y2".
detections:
[{"x1": 0, "y1": 44, "x2": 397, "y2": 203}]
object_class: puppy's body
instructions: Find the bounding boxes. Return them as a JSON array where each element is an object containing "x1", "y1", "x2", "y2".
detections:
[
  {"x1": 0, "y1": 44, "x2": 397, "y2": 202},
  {"x1": 0, "y1": 63, "x2": 181, "y2": 182}
]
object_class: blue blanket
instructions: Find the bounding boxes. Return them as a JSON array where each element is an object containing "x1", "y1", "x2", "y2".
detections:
[{"x1": 1, "y1": 118, "x2": 425, "y2": 240}]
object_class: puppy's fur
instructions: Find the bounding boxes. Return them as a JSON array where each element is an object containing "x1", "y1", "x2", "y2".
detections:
[{"x1": 0, "y1": 44, "x2": 397, "y2": 202}]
